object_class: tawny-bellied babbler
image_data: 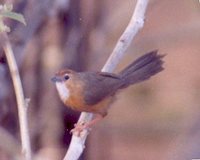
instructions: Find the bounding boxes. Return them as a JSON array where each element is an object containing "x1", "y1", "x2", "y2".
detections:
[{"x1": 51, "y1": 50, "x2": 164, "y2": 135}]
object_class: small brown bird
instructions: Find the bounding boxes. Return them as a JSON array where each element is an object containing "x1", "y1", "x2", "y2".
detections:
[{"x1": 52, "y1": 50, "x2": 164, "y2": 134}]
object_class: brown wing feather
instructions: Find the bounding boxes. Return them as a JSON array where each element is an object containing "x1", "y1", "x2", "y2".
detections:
[{"x1": 79, "y1": 72, "x2": 122, "y2": 105}]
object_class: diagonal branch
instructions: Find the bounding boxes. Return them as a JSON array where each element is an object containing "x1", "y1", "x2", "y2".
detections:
[
  {"x1": 64, "y1": 0, "x2": 149, "y2": 159},
  {"x1": 1, "y1": 33, "x2": 32, "y2": 160}
]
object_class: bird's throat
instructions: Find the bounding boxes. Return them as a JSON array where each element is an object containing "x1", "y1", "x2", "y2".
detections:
[{"x1": 55, "y1": 82, "x2": 70, "y2": 102}]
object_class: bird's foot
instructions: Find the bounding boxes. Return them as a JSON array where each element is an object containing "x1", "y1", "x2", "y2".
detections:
[
  {"x1": 70, "y1": 114, "x2": 103, "y2": 136},
  {"x1": 70, "y1": 122, "x2": 91, "y2": 137}
]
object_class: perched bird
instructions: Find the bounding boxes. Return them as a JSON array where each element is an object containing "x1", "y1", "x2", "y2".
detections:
[{"x1": 52, "y1": 50, "x2": 164, "y2": 135}]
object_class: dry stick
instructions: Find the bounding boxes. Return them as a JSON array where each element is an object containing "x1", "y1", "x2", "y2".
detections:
[
  {"x1": 2, "y1": 33, "x2": 32, "y2": 160},
  {"x1": 64, "y1": 0, "x2": 149, "y2": 159}
]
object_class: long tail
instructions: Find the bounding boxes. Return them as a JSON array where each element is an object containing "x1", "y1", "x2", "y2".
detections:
[{"x1": 119, "y1": 50, "x2": 164, "y2": 88}]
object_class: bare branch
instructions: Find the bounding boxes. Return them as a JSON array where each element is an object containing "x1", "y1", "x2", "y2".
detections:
[
  {"x1": 64, "y1": 113, "x2": 93, "y2": 160},
  {"x1": 64, "y1": 0, "x2": 149, "y2": 159},
  {"x1": 1, "y1": 33, "x2": 32, "y2": 160},
  {"x1": 102, "y1": 0, "x2": 149, "y2": 72}
]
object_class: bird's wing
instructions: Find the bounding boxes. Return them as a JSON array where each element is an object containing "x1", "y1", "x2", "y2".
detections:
[{"x1": 80, "y1": 72, "x2": 122, "y2": 105}]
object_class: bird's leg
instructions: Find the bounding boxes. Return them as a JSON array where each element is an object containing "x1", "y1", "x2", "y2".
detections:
[
  {"x1": 70, "y1": 114, "x2": 103, "y2": 136},
  {"x1": 81, "y1": 114, "x2": 103, "y2": 129}
]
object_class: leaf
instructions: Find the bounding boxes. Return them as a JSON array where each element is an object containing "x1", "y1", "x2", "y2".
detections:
[{"x1": 0, "y1": 11, "x2": 26, "y2": 25}]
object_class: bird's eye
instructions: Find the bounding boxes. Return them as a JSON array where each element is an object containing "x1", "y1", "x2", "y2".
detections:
[{"x1": 64, "y1": 74, "x2": 69, "y2": 81}]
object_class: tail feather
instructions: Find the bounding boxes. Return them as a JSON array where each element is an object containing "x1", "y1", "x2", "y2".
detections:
[{"x1": 119, "y1": 50, "x2": 164, "y2": 88}]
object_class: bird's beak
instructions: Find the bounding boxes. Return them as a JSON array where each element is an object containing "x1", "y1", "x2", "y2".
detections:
[{"x1": 51, "y1": 76, "x2": 62, "y2": 83}]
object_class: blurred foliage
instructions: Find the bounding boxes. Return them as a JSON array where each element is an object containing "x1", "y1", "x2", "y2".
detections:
[{"x1": 0, "y1": 3, "x2": 26, "y2": 32}]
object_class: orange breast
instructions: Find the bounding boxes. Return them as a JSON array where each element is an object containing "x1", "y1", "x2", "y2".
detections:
[
  {"x1": 64, "y1": 76, "x2": 115, "y2": 116},
  {"x1": 64, "y1": 81, "x2": 85, "y2": 111}
]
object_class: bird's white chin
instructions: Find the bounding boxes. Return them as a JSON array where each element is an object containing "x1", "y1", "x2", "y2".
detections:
[{"x1": 55, "y1": 82, "x2": 70, "y2": 101}]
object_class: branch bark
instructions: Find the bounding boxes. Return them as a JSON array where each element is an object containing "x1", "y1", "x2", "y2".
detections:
[
  {"x1": 1, "y1": 33, "x2": 32, "y2": 160},
  {"x1": 63, "y1": 0, "x2": 149, "y2": 159}
]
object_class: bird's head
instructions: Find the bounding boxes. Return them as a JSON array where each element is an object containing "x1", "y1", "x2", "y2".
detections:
[{"x1": 51, "y1": 69, "x2": 76, "y2": 102}]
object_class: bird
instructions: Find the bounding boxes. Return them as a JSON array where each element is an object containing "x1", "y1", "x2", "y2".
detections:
[{"x1": 51, "y1": 50, "x2": 164, "y2": 135}]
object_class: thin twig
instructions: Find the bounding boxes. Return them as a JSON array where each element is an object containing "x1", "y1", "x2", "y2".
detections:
[
  {"x1": 64, "y1": 0, "x2": 149, "y2": 159},
  {"x1": 1, "y1": 33, "x2": 32, "y2": 160}
]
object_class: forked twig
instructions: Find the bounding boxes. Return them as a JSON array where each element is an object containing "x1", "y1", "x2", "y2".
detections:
[{"x1": 64, "y1": 0, "x2": 149, "y2": 159}]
